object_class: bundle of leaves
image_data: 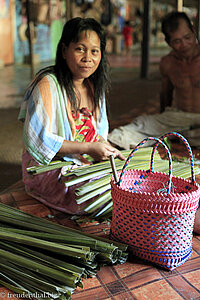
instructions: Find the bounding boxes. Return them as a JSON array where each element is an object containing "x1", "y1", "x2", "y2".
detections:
[
  {"x1": 0, "y1": 203, "x2": 128, "y2": 299},
  {"x1": 28, "y1": 148, "x2": 200, "y2": 223}
]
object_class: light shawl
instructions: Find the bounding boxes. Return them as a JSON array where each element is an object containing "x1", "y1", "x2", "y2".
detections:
[{"x1": 18, "y1": 74, "x2": 109, "y2": 165}]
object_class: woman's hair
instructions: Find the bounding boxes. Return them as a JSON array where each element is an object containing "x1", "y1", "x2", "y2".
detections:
[
  {"x1": 161, "y1": 11, "x2": 194, "y2": 44},
  {"x1": 29, "y1": 17, "x2": 110, "y2": 113}
]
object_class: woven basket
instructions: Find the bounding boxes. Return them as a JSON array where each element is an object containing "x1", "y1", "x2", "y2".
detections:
[{"x1": 110, "y1": 132, "x2": 200, "y2": 270}]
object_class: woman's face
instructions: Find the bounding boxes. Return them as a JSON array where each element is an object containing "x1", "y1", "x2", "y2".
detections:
[{"x1": 63, "y1": 30, "x2": 101, "y2": 81}]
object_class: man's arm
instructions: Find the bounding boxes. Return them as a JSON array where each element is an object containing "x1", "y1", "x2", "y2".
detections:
[{"x1": 159, "y1": 59, "x2": 174, "y2": 113}]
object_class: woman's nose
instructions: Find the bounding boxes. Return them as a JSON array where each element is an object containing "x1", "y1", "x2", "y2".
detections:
[{"x1": 83, "y1": 50, "x2": 91, "y2": 61}]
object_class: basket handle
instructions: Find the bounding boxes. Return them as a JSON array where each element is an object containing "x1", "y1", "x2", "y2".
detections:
[
  {"x1": 151, "y1": 132, "x2": 195, "y2": 184},
  {"x1": 118, "y1": 136, "x2": 173, "y2": 194}
]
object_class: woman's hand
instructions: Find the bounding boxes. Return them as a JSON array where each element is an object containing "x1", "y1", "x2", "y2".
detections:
[
  {"x1": 87, "y1": 141, "x2": 125, "y2": 161},
  {"x1": 58, "y1": 139, "x2": 125, "y2": 162}
]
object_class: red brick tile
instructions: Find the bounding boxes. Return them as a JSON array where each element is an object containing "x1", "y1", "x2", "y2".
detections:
[
  {"x1": 114, "y1": 261, "x2": 151, "y2": 278},
  {"x1": 190, "y1": 248, "x2": 199, "y2": 258},
  {"x1": 11, "y1": 190, "x2": 31, "y2": 202},
  {"x1": 123, "y1": 268, "x2": 162, "y2": 289},
  {"x1": 72, "y1": 286, "x2": 109, "y2": 299},
  {"x1": 106, "y1": 280, "x2": 126, "y2": 295},
  {"x1": 18, "y1": 203, "x2": 52, "y2": 218},
  {"x1": 113, "y1": 292, "x2": 135, "y2": 300},
  {"x1": 0, "y1": 193, "x2": 14, "y2": 205},
  {"x1": 192, "y1": 236, "x2": 200, "y2": 253},
  {"x1": 131, "y1": 279, "x2": 182, "y2": 300},
  {"x1": 97, "y1": 266, "x2": 118, "y2": 284},
  {"x1": 183, "y1": 269, "x2": 200, "y2": 290},
  {"x1": 168, "y1": 274, "x2": 200, "y2": 299}
]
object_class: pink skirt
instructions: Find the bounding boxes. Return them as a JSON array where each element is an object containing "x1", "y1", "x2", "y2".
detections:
[{"x1": 22, "y1": 150, "x2": 94, "y2": 215}]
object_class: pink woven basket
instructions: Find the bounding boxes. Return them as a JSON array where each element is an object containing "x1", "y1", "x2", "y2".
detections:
[{"x1": 110, "y1": 132, "x2": 200, "y2": 270}]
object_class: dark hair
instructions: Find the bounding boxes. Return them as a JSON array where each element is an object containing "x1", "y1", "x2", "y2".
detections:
[
  {"x1": 30, "y1": 17, "x2": 110, "y2": 113},
  {"x1": 124, "y1": 20, "x2": 130, "y2": 26},
  {"x1": 161, "y1": 11, "x2": 194, "y2": 43}
]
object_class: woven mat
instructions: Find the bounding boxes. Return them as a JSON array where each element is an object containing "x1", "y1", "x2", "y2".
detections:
[{"x1": 0, "y1": 179, "x2": 200, "y2": 300}]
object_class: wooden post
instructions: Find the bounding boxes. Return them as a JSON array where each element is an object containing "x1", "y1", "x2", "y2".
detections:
[
  {"x1": 177, "y1": 0, "x2": 183, "y2": 11},
  {"x1": 26, "y1": 0, "x2": 34, "y2": 79},
  {"x1": 65, "y1": 0, "x2": 71, "y2": 21},
  {"x1": 140, "y1": 0, "x2": 152, "y2": 79}
]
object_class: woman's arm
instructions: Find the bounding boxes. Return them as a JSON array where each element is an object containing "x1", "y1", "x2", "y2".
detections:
[{"x1": 58, "y1": 139, "x2": 125, "y2": 161}]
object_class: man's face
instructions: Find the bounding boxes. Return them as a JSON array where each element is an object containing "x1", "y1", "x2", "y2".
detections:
[{"x1": 168, "y1": 19, "x2": 197, "y2": 58}]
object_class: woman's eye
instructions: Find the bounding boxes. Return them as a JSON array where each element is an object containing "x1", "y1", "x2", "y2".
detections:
[
  {"x1": 92, "y1": 49, "x2": 99, "y2": 54},
  {"x1": 76, "y1": 47, "x2": 84, "y2": 52}
]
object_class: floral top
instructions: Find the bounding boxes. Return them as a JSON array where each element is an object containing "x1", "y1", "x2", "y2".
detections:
[{"x1": 72, "y1": 107, "x2": 100, "y2": 142}]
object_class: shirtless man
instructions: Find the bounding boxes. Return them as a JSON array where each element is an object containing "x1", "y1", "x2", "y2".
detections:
[
  {"x1": 160, "y1": 11, "x2": 200, "y2": 113},
  {"x1": 160, "y1": 11, "x2": 200, "y2": 234},
  {"x1": 109, "y1": 12, "x2": 200, "y2": 150}
]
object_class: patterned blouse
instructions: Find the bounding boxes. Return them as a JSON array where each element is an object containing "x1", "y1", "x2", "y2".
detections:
[{"x1": 73, "y1": 107, "x2": 100, "y2": 142}]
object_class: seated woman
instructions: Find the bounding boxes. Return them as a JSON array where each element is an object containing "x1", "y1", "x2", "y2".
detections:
[{"x1": 18, "y1": 17, "x2": 124, "y2": 215}]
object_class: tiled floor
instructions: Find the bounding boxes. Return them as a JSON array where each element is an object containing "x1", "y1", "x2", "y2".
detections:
[{"x1": 0, "y1": 49, "x2": 200, "y2": 299}]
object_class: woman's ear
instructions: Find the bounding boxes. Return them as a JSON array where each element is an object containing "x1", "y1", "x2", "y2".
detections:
[{"x1": 62, "y1": 43, "x2": 67, "y2": 59}]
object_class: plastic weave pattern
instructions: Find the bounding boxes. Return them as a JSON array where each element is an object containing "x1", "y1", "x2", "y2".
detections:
[{"x1": 110, "y1": 132, "x2": 200, "y2": 270}]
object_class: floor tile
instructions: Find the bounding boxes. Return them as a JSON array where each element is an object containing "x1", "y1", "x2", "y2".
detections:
[
  {"x1": 183, "y1": 269, "x2": 200, "y2": 290},
  {"x1": 131, "y1": 279, "x2": 183, "y2": 300},
  {"x1": 168, "y1": 274, "x2": 200, "y2": 299},
  {"x1": 123, "y1": 268, "x2": 162, "y2": 290}
]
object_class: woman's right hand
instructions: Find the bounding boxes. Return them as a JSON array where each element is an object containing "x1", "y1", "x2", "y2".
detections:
[
  {"x1": 87, "y1": 141, "x2": 125, "y2": 162},
  {"x1": 58, "y1": 140, "x2": 125, "y2": 162}
]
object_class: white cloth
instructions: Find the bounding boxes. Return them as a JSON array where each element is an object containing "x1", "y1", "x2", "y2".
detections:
[{"x1": 108, "y1": 107, "x2": 200, "y2": 149}]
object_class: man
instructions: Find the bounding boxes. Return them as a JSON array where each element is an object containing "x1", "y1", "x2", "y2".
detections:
[
  {"x1": 161, "y1": 11, "x2": 200, "y2": 235},
  {"x1": 108, "y1": 11, "x2": 200, "y2": 149},
  {"x1": 160, "y1": 11, "x2": 200, "y2": 113},
  {"x1": 108, "y1": 11, "x2": 200, "y2": 234}
]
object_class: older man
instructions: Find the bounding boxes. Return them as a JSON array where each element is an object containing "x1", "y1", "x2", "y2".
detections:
[{"x1": 160, "y1": 11, "x2": 200, "y2": 113}]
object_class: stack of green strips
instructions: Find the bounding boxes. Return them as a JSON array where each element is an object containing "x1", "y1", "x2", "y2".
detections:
[
  {"x1": 0, "y1": 203, "x2": 128, "y2": 299},
  {"x1": 27, "y1": 148, "x2": 200, "y2": 222}
]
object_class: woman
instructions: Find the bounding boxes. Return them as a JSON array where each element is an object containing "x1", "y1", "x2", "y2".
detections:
[{"x1": 19, "y1": 17, "x2": 124, "y2": 214}]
